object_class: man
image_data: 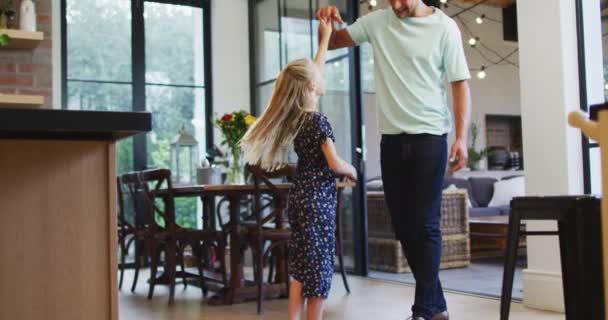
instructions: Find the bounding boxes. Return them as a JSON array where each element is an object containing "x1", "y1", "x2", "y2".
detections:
[{"x1": 317, "y1": 1, "x2": 471, "y2": 319}]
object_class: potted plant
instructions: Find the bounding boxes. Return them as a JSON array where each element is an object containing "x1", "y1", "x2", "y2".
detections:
[
  {"x1": 468, "y1": 122, "x2": 488, "y2": 170},
  {"x1": 216, "y1": 110, "x2": 257, "y2": 184},
  {"x1": 0, "y1": 33, "x2": 9, "y2": 46}
]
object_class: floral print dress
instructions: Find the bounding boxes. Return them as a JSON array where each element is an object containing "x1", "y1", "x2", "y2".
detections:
[{"x1": 288, "y1": 112, "x2": 337, "y2": 299}]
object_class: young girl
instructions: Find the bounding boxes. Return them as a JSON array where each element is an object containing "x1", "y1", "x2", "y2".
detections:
[{"x1": 241, "y1": 17, "x2": 357, "y2": 320}]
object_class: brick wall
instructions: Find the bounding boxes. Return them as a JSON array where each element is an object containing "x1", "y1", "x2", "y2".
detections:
[{"x1": 0, "y1": 0, "x2": 53, "y2": 108}]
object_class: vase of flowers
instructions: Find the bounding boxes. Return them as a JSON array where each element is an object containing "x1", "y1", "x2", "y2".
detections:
[{"x1": 216, "y1": 110, "x2": 257, "y2": 184}]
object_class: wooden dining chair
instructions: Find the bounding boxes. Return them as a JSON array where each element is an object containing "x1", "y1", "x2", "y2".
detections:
[
  {"x1": 246, "y1": 164, "x2": 295, "y2": 314},
  {"x1": 117, "y1": 173, "x2": 150, "y2": 293},
  {"x1": 139, "y1": 168, "x2": 228, "y2": 305},
  {"x1": 336, "y1": 176, "x2": 351, "y2": 293},
  {"x1": 264, "y1": 176, "x2": 351, "y2": 293}
]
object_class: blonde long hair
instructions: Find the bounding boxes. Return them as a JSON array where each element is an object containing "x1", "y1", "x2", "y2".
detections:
[{"x1": 241, "y1": 58, "x2": 319, "y2": 170}]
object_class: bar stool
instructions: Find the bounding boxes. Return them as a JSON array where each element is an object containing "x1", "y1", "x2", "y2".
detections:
[{"x1": 500, "y1": 196, "x2": 603, "y2": 320}]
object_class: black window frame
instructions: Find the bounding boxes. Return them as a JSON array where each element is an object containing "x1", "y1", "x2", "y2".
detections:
[
  {"x1": 575, "y1": 0, "x2": 601, "y2": 194},
  {"x1": 61, "y1": 0, "x2": 214, "y2": 171}
]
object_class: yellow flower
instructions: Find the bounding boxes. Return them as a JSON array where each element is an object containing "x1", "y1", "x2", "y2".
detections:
[{"x1": 245, "y1": 114, "x2": 257, "y2": 126}]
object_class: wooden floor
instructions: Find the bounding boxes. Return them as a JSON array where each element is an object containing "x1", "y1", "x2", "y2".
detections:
[{"x1": 119, "y1": 269, "x2": 563, "y2": 320}]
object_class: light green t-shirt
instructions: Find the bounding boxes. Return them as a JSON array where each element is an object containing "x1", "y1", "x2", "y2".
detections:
[{"x1": 347, "y1": 8, "x2": 470, "y2": 135}]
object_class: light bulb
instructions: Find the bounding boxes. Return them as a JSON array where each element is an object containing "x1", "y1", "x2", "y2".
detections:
[
  {"x1": 440, "y1": 0, "x2": 448, "y2": 3},
  {"x1": 369, "y1": 59, "x2": 374, "y2": 65},
  {"x1": 476, "y1": 14, "x2": 485, "y2": 24},
  {"x1": 468, "y1": 37, "x2": 478, "y2": 46},
  {"x1": 370, "y1": 0, "x2": 377, "y2": 7},
  {"x1": 334, "y1": 61, "x2": 340, "y2": 67},
  {"x1": 605, "y1": 83, "x2": 608, "y2": 90},
  {"x1": 477, "y1": 66, "x2": 486, "y2": 79}
]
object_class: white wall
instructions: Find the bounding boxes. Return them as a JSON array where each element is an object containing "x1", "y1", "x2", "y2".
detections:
[
  {"x1": 517, "y1": 0, "x2": 584, "y2": 312},
  {"x1": 447, "y1": 6, "x2": 520, "y2": 150},
  {"x1": 211, "y1": 0, "x2": 251, "y2": 149}
]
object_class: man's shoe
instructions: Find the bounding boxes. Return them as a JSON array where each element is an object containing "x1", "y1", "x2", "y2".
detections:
[{"x1": 432, "y1": 311, "x2": 449, "y2": 320}]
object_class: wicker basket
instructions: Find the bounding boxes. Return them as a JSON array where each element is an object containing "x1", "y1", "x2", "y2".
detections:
[
  {"x1": 368, "y1": 234, "x2": 471, "y2": 273},
  {"x1": 367, "y1": 189, "x2": 471, "y2": 273}
]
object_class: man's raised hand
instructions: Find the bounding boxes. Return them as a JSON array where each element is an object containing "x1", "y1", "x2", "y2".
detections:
[{"x1": 316, "y1": 6, "x2": 345, "y2": 24}]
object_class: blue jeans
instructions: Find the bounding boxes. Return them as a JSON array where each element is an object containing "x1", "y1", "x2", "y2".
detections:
[{"x1": 380, "y1": 133, "x2": 448, "y2": 320}]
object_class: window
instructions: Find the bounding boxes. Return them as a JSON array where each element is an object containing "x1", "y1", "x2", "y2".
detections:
[{"x1": 63, "y1": 0, "x2": 212, "y2": 228}]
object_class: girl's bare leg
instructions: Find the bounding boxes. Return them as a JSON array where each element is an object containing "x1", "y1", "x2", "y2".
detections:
[
  {"x1": 306, "y1": 297, "x2": 325, "y2": 320},
  {"x1": 288, "y1": 279, "x2": 305, "y2": 320}
]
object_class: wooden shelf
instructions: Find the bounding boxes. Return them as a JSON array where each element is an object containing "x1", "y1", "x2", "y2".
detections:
[
  {"x1": 0, "y1": 29, "x2": 44, "y2": 49},
  {"x1": 0, "y1": 94, "x2": 44, "y2": 108}
]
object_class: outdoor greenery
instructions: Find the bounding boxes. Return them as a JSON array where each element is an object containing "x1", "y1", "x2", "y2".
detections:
[
  {"x1": 0, "y1": 33, "x2": 9, "y2": 46},
  {"x1": 66, "y1": 0, "x2": 204, "y2": 227},
  {"x1": 468, "y1": 122, "x2": 488, "y2": 170}
]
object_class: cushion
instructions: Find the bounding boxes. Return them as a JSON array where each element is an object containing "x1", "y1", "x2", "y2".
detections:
[
  {"x1": 498, "y1": 205, "x2": 512, "y2": 216},
  {"x1": 366, "y1": 178, "x2": 384, "y2": 191},
  {"x1": 443, "y1": 177, "x2": 478, "y2": 207},
  {"x1": 468, "y1": 177, "x2": 498, "y2": 208},
  {"x1": 487, "y1": 176, "x2": 526, "y2": 207}
]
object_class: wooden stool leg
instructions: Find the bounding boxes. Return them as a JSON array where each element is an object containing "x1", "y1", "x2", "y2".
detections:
[
  {"x1": 558, "y1": 218, "x2": 580, "y2": 320},
  {"x1": 500, "y1": 209, "x2": 521, "y2": 320}
]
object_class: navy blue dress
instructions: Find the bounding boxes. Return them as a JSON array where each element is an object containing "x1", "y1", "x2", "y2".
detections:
[{"x1": 288, "y1": 112, "x2": 337, "y2": 299}]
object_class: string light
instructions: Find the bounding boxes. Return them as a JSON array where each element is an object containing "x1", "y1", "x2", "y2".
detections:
[
  {"x1": 477, "y1": 66, "x2": 487, "y2": 79},
  {"x1": 356, "y1": 0, "x2": 517, "y2": 81},
  {"x1": 468, "y1": 37, "x2": 479, "y2": 47}
]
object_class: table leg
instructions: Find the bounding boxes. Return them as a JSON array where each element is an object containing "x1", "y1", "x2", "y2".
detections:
[{"x1": 227, "y1": 193, "x2": 243, "y2": 304}]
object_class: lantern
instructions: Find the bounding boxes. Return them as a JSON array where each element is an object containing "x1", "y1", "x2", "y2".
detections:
[{"x1": 170, "y1": 125, "x2": 199, "y2": 185}]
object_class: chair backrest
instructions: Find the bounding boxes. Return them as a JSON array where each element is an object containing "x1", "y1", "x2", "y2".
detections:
[
  {"x1": 138, "y1": 169, "x2": 176, "y2": 231},
  {"x1": 117, "y1": 172, "x2": 146, "y2": 232},
  {"x1": 247, "y1": 164, "x2": 296, "y2": 233}
]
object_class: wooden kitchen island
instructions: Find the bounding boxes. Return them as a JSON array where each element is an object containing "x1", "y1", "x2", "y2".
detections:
[{"x1": 0, "y1": 108, "x2": 151, "y2": 320}]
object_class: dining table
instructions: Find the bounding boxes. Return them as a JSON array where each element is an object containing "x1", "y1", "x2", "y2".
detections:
[{"x1": 154, "y1": 180, "x2": 355, "y2": 305}]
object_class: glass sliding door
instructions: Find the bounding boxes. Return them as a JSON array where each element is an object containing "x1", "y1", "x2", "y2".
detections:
[{"x1": 250, "y1": 0, "x2": 367, "y2": 275}]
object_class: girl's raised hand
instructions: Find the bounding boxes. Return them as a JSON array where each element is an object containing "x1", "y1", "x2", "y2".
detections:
[{"x1": 319, "y1": 17, "x2": 333, "y2": 41}]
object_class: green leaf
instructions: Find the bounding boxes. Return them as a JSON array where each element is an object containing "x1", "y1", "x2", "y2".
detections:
[{"x1": 0, "y1": 34, "x2": 10, "y2": 47}]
